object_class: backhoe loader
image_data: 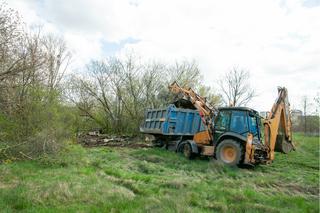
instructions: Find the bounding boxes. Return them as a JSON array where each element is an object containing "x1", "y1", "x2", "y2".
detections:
[{"x1": 140, "y1": 82, "x2": 295, "y2": 166}]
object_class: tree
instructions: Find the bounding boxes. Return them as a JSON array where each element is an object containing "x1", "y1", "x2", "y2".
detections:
[
  {"x1": 67, "y1": 55, "x2": 147, "y2": 134},
  {"x1": 218, "y1": 67, "x2": 256, "y2": 107},
  {"x1": 142, "y1": 62, "x2": 166, "y2": 108},
  {"x1": 42, "y1": 34, "x2": 71, "y2": 92},
  {"x1": 157, "y1": 60, "x2": 203, "y2": 106},
  {"x1": 198, "y1": 85, "x2": 222, "y2": 107}
]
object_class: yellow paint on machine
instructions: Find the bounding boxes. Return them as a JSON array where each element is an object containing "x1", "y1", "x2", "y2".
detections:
[{"x1": 193, "y1": 130, "x2": 211, "y2": 145}]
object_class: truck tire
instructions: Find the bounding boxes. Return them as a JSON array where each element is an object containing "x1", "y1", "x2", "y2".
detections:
[
  {"x1": 183, "y1": 143, "x2": 194, "y2": 159},
  {"x1": 216, "y1": 139, "x2": 243, "y2": 166},
  {"x1": 153, "y1": 138, "x2": 164, "y2": 147}
]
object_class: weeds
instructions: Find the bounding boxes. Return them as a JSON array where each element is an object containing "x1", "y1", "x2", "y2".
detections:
[{"x1": 0, "y1": 134, "x2": 318, "y2": 212}]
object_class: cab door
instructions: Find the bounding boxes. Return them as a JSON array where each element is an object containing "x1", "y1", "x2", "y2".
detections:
[
  {"x1": 229, "y1": 110, "x2": 249, "y2": 137},
  {"x1": 213, "y1": 110, "x2": 231, "y2": 142}
]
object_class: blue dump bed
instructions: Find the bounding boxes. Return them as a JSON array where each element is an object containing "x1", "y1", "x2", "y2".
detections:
[{"x1": 140, "y1": 104, "x2": 206, "y2": 136}]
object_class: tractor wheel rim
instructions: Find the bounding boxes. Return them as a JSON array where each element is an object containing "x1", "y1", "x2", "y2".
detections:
[{"x1": 221, "y1": 146, "x2": 236, "y2": 163}]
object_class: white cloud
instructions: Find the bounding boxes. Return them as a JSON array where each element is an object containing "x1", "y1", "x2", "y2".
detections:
[
  {"x1": 6, "y1": 0, "x2": 320, "y2": 112},
  {"x1": 64, "y1": 33, "x2": 104, "y2": 69}
]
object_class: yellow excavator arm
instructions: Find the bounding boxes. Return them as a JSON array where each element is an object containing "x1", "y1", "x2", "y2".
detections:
[
  {"x1": 168, "y1": 81, "x2": 217, "y2": 142},
  {"x1": 263, "y1": 87, "x2": 295, "y2": 161}
]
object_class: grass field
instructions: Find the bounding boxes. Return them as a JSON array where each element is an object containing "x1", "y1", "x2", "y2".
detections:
[{"x1": 0, "y1": 134, "x2": 319, "y2": 212}]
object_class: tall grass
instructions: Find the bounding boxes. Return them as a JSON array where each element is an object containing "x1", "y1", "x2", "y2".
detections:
[{"x1": 0, "y1": 134, "x2": 318, "y2": 212}]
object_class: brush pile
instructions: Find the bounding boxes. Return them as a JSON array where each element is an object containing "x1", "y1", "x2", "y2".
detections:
[{"x1": 77, "y1": 131, "x2": 152, "y2": 148}]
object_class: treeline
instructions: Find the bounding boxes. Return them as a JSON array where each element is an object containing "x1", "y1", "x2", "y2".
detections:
[
  {"x1": 0, "y1": 4, "x2": 220, "y2": 161},
  {"x1": 292, "y1": 116, "x2": 319, "y2": 136},
  {"x1": 66, "y1": 56, "x2": 221, "y2": 135}
]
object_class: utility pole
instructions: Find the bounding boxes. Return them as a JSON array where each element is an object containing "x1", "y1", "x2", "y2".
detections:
[{"x1": 302, "y1": 96, "x2": 307, "y2": 135}]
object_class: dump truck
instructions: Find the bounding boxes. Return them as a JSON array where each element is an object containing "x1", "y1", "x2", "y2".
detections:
[
  {"x1": 140, "y1": 103, "x2": 208, "y2": 148},
  {"x1": 140, "y1": 82, "x2": 294, "y2": 166}
]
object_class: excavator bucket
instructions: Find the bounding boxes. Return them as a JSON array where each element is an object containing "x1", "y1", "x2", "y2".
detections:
[
  {"x1": 168, "y1": 81, "x2": 182, "y2": 94},
  {"x1": 264, "y1": 86, "x2": 295, "y2": 159},
  {"x1": 274, "y1": 134, "x2": 294, "y2": 154}
]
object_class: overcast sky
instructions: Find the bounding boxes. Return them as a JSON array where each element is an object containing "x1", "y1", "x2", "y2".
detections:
[{"x1": 6, "y1": 0, "x2": 320, "y2": 112}]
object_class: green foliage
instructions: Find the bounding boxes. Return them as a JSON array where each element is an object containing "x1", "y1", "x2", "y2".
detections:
[
  {"x1": 0, "y1": 4, "x2": 74, "y2": 161},
  {"x1": 292, "y1": 115, "x2": 320, "y2": 136},
  {"x1": 0, "y1": 87, "x2": 76, "y2": 161},
  {"x1": 69, "y1": 57, "x2": 221, "y2": 135},
  {"x1": 0, "y1": 134, "x2": 318, "y2": 212}
]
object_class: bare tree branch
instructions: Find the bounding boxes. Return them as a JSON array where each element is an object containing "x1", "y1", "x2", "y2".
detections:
[{"x1": 218, "y1": 67, "x2": 256, "y2": 107}]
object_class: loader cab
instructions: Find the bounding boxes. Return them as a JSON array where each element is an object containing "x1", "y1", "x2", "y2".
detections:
[{"x1": 213, "y1": 107, "x2": 261, "y2": 142}]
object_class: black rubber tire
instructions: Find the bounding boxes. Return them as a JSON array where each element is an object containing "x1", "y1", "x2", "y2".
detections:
[
  {"x1": 216, "y1": 139, "x2": 243, "y2": 166},
  {"x1": 153, "y1": 138, "x2": 164, "y2": 147},
  {"x1": 183, "y1": 143, "x2": 194, "y2": 159}
]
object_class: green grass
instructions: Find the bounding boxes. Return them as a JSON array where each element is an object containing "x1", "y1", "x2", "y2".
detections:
[{"x1": 0, "y1": 134, "x2": 319, "y2": 212}]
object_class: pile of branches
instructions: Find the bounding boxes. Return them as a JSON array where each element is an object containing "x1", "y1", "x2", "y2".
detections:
[{"x1": 77, "y1": 132, "x2": 152, "y2": 148}]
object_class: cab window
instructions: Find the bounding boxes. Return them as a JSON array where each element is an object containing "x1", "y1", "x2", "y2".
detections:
[
  {"x1": 249, "y1": 115, "x2": 257, "y2": 135},
  {"x1": 215, "y1": 111, "x2": 231, "y2": 130},
  {"x1": 230, "y1": 111, "x2": 248, "y2": 134},
  {"x1": 249, "y1": 115, "x2": 261, "y2": 139}
]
